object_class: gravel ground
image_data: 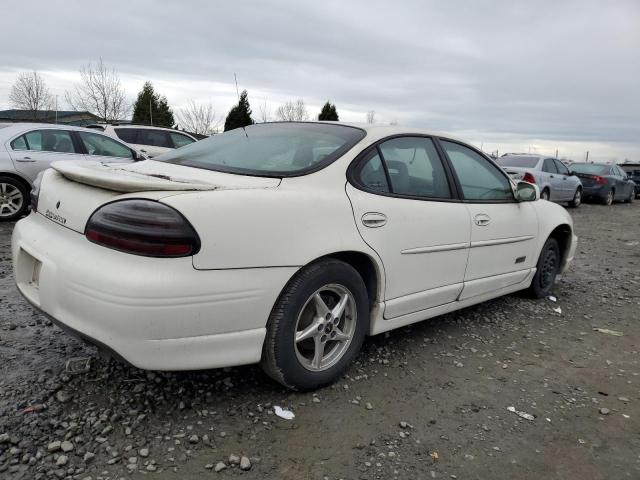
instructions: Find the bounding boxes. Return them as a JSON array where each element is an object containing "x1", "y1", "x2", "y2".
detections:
[{"x1": 0, "y1": 201, "x2": 639, "y2": 480}]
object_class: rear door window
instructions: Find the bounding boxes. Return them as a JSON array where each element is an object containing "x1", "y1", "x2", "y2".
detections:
[
  {"x1": 23, "y1": 130, "x2": 76, "y2": 153},
  {"x1": 114, "y1": 128, "x2": 139, "y2": 143},
  {"x1": 169, "y1": 132, "x2": 195, "y2": 148},
  {"x1": 139, "y1": 129, "x2": 172, "y2": 148},
  {"x1": 10, "y1": 135, "x2": 28, "y2": 150}
]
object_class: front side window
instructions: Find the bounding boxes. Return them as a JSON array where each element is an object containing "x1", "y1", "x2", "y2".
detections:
[
  {"x1": 441, "y1": 140, "x2": 513, "y2": 201},
  {"x1": 78, "y1": 131, "x2": 134, "y2": 159},
  {"x1": 139, "y1": 129, "x2": 172, "y2": 148},
  {"x1": 554, "y1": 159, "x2": 570, "y2": 175},
  {"x1": 24, "y1": 130, "x2": 75, "y2": 153},
  {"x1": 169, "y1": 132, "x2": 195, "y2": 148},
  {"x1": 542, "y1": 158, "x2": 558, "y2": 173},
  {"x1": 159, "y1": 123, "x2": 366, "y2": 176},
  {"x1": 378, "y1": 137, "x2": 451, "y2": 198}
]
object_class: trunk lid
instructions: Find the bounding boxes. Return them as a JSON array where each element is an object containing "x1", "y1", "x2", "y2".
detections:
[
  {"x1": 38, "y1": 160, "x2": 280, "y2": 233},
  {"x1": 502, "y1": 166, "x2": 529, "y2": 181}
]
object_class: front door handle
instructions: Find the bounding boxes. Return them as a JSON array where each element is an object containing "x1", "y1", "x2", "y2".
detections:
[
  {"x1": 361, "y1": 212, "x2": 387, "y2": 228},
  {"x1": 16, "y1": 157, "x2": 35, "y2": 162},
  {"x1": 474, "y1": 214, "x2": 490, "y2": 226}
]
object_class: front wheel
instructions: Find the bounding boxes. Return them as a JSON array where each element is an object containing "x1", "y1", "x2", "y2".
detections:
[
  {"x1": 0, "y1": 176, "x2": 29, "y2": 222},
  {"x1": 261, "y1": 259, "x2": 369, "y2": 390},
  {"x1": 568, "y1": 188, "x2": 582, "y2": 208},
  {"x1": 527, "y1": 237, "x2": 560, "y2": 299},
  {"x1": 624, "y1": 189, "x2": 634, "y2": 203}
]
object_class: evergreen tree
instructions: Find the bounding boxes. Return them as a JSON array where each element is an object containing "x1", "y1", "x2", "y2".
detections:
[
  {"x1": 318, "y1": 101, "x2": 339, "y2": 121},
  {"x1": 132, "y1": 81, "x2": 175, "y2": 127},
  {"x1": 224, "y1": 90, "x2": 255, "y2": 131}
]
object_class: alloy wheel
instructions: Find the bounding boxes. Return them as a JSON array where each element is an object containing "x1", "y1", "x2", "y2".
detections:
[
  {"x1": 573, "y1": 189, "x2": 581, "y2": 206},
  {"x1": 0, "y1": 183, "x2": 24, "y2": 218},
  {"x1": 606, "y1": 190, "x2": 613, "y2": 205},
  {"x1": 294, "y1": 284, "x2": 357, "y2": 371}
]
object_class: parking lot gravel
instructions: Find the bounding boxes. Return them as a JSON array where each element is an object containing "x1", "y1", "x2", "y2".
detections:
[{"x1": 1, "y1": 201, "x2": 639, "y2": 480}]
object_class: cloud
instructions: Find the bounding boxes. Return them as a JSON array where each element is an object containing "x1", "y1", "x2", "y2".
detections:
[{"x1": 0, "y1": 0, "x2": 638, "y2": 160}]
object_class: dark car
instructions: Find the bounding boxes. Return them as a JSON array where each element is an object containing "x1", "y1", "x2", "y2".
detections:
[
  {"x1": 619, "y1": 163, "x2": 640, "y2": 199},
  {"x1": 570, "y1": 163, "x2": 636, "y2": 205}
]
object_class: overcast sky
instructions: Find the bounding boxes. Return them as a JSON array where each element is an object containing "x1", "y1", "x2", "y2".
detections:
[{"x1": 1, "y1": 0, "x2": 638, "y2": 161}]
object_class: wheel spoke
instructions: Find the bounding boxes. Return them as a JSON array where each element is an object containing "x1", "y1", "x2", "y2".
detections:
[
  {"x1": 333, "y1": 328, "x2": 350, "y2": 343},
  {"x1": 313, "y1": 293, "x2": 331, "y2": 318},
  {"x1": 0, "y1": 184, "x2": 6, "y2": 194},
  {"x1": 7, "y1": 190, "x2": 22, "y2": 199},
  {"x1": 331, "y1": 292, "x2": 349, "y2": 320},
  {"x1": 296, "y1": 320, "x2": 320, "y2": 343},
  {"x1": 311, "y1": 336, "x2": 324, "y2": 368},
  {"x1": 5, "y1": 203, "x2": 18, "y2": 213}
]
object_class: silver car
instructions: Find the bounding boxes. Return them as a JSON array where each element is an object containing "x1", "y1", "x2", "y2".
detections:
[
  {"x1": 0, "y1": 123, "x2": 141, "y2": 221},
  {"x1": 496, "y1": 154, "x2": 583, "y2": 207}
]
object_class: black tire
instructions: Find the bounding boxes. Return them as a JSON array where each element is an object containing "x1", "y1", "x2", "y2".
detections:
[
  {"x1": 0, "y1": 176, "x2": 29, "y2": 222},
  {"x1": 624, "y1": 189, "x2": 634, "y2": 203},
  {"x1": 603, "y1": 189, "x2": 614, "y2": 206},
  {"x1": 540, "y1": 188, "x2": 550, "y2": 201},
  {"x1": 261, "y1": 259, "x2": 369, "y2": 391},
  {"x1": 568, "y1": 187, "x2": 582, "y2": 208},
  {"x1": 527, "y1": 237, "x2": 560, "y2": 299}
]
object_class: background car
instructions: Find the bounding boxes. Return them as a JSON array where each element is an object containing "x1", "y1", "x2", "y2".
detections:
[
  {"x1": 12, "y1": 123, "x2": 577, "y2": 390},
  {"x1": 87, "y1": 124, "x2": 197, "y2": 157},
  {"x1": 0, "y1": 123, "x2": 141, "y2": 221},
  {"x1": 496, "y1": 154, "x2": 583, "y2": 207},
  {"x1": 570, "y1": 163, "x2": 636, "y2": 205},
  {"x1": 619, "y1": 163, "x2": 640, "y2": 198}
]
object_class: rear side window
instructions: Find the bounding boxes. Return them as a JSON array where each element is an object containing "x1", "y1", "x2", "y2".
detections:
[
  {"x1": 10, "y1": 135, "x2": 28, "y2": 150},
  {"x1": 114, "y1": 128, "x2": 139, "y2": 143},
  {"x1": 441, "y1": 141, "x2": 513, "y2": 201},
  {"x1": 23, "y1": 130, "x2": 75, "y2": 153},
  {"x1": 78, "y1": 131, "x2": 134, "y2": 159},
  {"x1": 139, "y1": 129, "x2": 171, "y2": 148},
  {"x1": 357, "y1": 151, "x2": 390, "y2": 193},
  {"x1": 378, "y1": 137, "x2": 451, "y2": 198},
  {"x1": 542, "y1": 158, "x2": 558, "y2": 173},
  {"x1": 169, "y1": 132, "x2": 195, "y2": 148}
]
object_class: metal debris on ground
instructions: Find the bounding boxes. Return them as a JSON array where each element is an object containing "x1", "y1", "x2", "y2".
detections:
[
  {"x1": 65, "y1": 357, "x2": 92, "y2": 374},
  {"x1": 553, "y1": 307, "x2": 562, "y2": 314},
  {"x1": 548, "y1": 295, "x2": 557, "y2": 302},
  {"x1": 507, "y1": 406, "x2": 535, "y2": 421},
  {"x1": 593, "y1": 328, "x2": 624, "y2": 337},
  {"x1": 273, "y1": 405, "x2": 295, "y2": 420}
]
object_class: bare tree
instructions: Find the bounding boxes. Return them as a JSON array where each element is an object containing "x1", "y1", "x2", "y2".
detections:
[
  {"x1": 366, "y1": 110, "x2": 376, "y2": 124},
  {"x1": 258, "y1": 98, "x2": 271, "y2": 123},
  {"x1": 65, "y1": 58, "x2": 129, "y2": 122},
  {"x1": 9, "y1": 71, "x2": 53, "y2": 118},
  {"x1": 275, "y1": 99, "x2": 309, "y2": 122},
  {"x1": 176, "y1": 100, "x2": 220, "y2": 135}
]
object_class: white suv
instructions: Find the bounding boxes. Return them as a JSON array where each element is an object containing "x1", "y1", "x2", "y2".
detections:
[{"x1": 87, "y1": 124, "x2": 197, "y2": 158}]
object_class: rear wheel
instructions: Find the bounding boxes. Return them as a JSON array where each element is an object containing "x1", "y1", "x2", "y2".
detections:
[
  {"x1": 540, "y1": 188, "x2": 550, "y2": 201},
  {"x1": 603, "y1": 189, "x2": 614, "y2": 206},
  {"x1": 527, "y1": 237, "x2": 560, "y2": 299},
  {"x1": 0, "y1": 176, "x2": 29, "y2": 222},
  {"x1": 261, "y1": 259, "x2": 369, "y2": 390},
  {"x1": 568, "y1": 187, "x2": 582, "y2": 208}
]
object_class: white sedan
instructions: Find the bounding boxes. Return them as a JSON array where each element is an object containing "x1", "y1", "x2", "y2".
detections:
[{"x1": 11, "y1": 122, "x2": 577, "y2": 390}]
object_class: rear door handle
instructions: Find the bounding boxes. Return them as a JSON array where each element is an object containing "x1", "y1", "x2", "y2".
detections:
[
  {"x1": 474, "y1": 214, "x2": 491, "y2": 226},
  {"x1": 361, "y1": 212, "x2": 387, "y2": 228},
  {"x1": 16, "y1": 157, "x2": 35, "y2": 162}
]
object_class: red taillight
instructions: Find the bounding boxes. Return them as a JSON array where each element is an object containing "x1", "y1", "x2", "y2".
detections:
[
  {"x1": 593, "y1": 175, "x2": 607, "y2": 185},
  {"x1": 85, "y1": 200, "x2": 200, "y2": 258},
  {"x1": 522, "y1": 172, "x2": 536, "y2": 184}
]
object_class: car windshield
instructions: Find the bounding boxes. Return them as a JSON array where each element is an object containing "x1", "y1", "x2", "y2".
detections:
[
  {"x1": 496, "y1": 156, "x2": 539, "y2": 168},
  {"x1": 571, "y1": 163, "x2": 609, "y2": 175},
  {"x1": 157, "y1": 123, "x2": 366, "y2": 176}
]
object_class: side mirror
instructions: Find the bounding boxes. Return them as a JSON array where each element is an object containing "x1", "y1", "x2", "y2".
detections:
[
  {"x1": 515, "y1": 181, "x2": 538, "y2": 202},
  {"x1": 569, "y1": 171, "x2": 576, "y2": 176}
]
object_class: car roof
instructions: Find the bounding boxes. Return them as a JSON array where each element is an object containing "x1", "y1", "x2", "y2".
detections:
[
  {"x1": 92, "y1": 123, "x2": 193, "y2": 134},
  {"x1": 0, "y1": 122, "x2": 122, "y2": 139}
]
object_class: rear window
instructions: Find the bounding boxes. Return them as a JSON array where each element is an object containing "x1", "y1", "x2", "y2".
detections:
[
  {"x1": 571, "y1": 163, "x2": 609, "y2": 175},
  {"x1": 496, "y1": 156, "x2": 540, "y2": 168},
  {"x1": 158, "y1": 123, "x2": 366, "y2": 177}
]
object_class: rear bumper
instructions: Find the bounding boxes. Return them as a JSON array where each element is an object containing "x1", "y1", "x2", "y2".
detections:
[
  {"x1": 12, "y1": 213, "x2": 297, "y2": 370},
  {"x1": 581, "y1": 184, "x2": 607, "y2": 199}
]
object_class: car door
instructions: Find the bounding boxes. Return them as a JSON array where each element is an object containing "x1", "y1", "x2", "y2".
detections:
[
  {"x1": 553, "y1": 159, "x2": 574, "y2": 200},
  {"x1": 439, "y1": 140, "x2": 539, "y2": 300},
  {"x1": 7, "y1": 129, "x2": 82, "y2": 182},
  {"x1": 346, "y1": 136, "x2": 471, "y2": 319},
  {"x1": 541, "y1": 158, "x2": 560, "y2": 200},
  {"x1": 75, "y1": 131, "x2": 137, "y2": 164},
  {"x1": 614, "y1": 166, "x2": 633, "y2": 198}
]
